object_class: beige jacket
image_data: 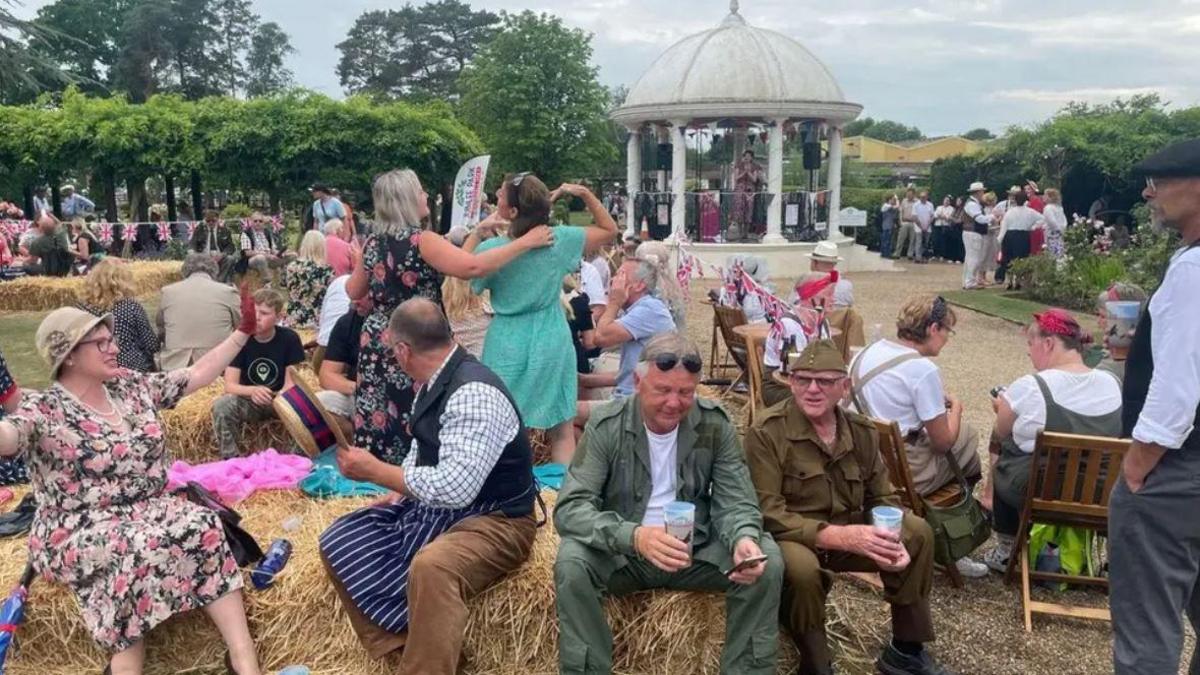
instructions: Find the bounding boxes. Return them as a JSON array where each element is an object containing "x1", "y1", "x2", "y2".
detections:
[{"x1": 157, "y1": 272, "x2": 239, "y2": 369}]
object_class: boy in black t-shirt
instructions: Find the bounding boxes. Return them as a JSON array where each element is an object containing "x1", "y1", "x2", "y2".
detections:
[{"x1": 212, "y1": 288, "x2": 305, "y2": 458}]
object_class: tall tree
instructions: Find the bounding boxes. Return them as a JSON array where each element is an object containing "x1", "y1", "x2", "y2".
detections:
[
  {"x1": 212, "y1": 0, "x2": 257, "y2": 96},
  {"x1": 1, "y1": 0, "x2": 74, "y2": 103},
  {"x1": 30, "y1": 0, "x2": 134, "y2": 93},
  {"x1": 245, "y1": 21, "x2": 294, "y2": 97},
  {"x1": 459, "y1": 11, "x2": 617, "y2": 184},
  {"x1": 337, "y1": 1, "x2": 498, "y2": 100},
  {"x1": 110, "y1": 0, "x2": 174, "y2": 102},
  {"x1": 165, "y1": 0, "x2": 225, "y2": 99}
]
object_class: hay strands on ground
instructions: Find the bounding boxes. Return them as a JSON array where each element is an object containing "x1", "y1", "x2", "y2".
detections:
[{"x1": 0, "y1": 261, "x2": 183, "y2": 312}]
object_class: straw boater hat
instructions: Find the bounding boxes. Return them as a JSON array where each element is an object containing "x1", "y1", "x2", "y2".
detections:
[
  {"x1": 807, "y1": 241, "x2": 843, "y2": 264},
  {"x1": 35, "y1": 307, "x2": 113, "y2": 378},
  {"x1": 967, "y1": 181, "x2": 986, "y2": 193},
  {"x1": 772, "y1": 339, "x2": 848, "y2": 386},
  {"x1": 273, "y1": 366, "x2": 350, "y2": 457}
]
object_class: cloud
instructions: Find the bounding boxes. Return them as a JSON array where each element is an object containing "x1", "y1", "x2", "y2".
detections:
[{"x1": 991, "y1": 87, "x2": 1182, "y2": 105}]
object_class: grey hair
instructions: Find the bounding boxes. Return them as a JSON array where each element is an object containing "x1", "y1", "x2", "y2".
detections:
[
  {"x1": 372, "y1": 169, "x2": 427, "y2": 236},
  {"x1": 181, "y1": 253, "x2": 218, "y2": 278},
  {"x1": 633, "y1": 332, "x2": 702, "y2": 377},
  {"x1": 629, "y1": 258, "x2": 659, "y2": 294},
  {"x1": 321, "y1": 218, "x2": 344, "y2": 236}
]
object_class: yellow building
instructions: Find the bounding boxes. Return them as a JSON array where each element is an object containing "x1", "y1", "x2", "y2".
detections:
[{"x1": 841, "y1": 136, "x2": 983, "y2": 164}]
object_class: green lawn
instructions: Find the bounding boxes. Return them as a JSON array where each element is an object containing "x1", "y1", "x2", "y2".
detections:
[
  {"x1": 2, "y1": 296, "x2": 160, "y2": 391},
  {"x1": 942, "y1": 288, "x2": 1100, "y2": 335}
]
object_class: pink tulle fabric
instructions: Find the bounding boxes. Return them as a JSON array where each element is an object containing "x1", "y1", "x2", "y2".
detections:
[{"x1": 167, "y1": 449, "x2": 313, "y2": 503}]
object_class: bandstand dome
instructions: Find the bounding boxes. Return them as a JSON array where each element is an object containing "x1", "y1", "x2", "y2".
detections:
[{"x1": 611, "y1": 0, "x2": 862, "y2": 125}]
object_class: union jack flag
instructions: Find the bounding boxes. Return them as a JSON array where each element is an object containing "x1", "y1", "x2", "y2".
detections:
[
  {"x1": 156, "y1": 223, "x2": 172, "y2": 242},
  {"x1": 97, "y1": 221, "x2": 113, "y2": 245},
  {"x1": 186, "y1": 221, "x2": 198, "y2": 240}
]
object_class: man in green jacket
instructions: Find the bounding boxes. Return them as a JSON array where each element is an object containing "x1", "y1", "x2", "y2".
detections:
[{"x1": 554, "y1": 332, "x2": 783, "y2": 675}]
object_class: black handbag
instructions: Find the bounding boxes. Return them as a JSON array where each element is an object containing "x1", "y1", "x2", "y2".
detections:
[{"x1": 176, "y1": 482, "x2": 264, "y2": 567}]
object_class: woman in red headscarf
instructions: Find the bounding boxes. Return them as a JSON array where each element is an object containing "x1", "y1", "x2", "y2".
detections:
[{"x1": 981, "y1": 308, "x2": 1124, "y2": 573}]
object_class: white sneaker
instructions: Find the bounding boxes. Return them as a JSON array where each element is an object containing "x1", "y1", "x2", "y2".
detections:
[
  {"x1": 983, "y1": 543, "x2": 1012, "y2": 574},
  {"x1": 955, "y1": 556, "x2": 989, "y2": 578}
]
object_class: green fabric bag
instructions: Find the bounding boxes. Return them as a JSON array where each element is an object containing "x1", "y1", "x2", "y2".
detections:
[{"x1": 922, "y1": 453, "x2": 992, "y2": 566}]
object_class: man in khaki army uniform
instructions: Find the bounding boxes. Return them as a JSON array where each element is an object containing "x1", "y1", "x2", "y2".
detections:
[{"x1": 745, "y1": 340, "x2": 952, "y2": 675}]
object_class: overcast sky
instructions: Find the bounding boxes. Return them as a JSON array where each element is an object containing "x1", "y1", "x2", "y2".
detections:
[{"x1": 15, "y1": 0, "x2": 1200, "y2": 135}]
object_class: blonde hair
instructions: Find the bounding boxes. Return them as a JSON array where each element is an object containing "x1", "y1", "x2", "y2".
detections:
[
  {"x1": 373, "y1": 169, "x2": 427, "y2": 236},
  {"x1": 896, "y1": 295, "x2": 957, "y2": 343},
  {"x1": 983, "y1": 192, "x2": 997, "y2": 207},
  {"x1": 79, "y1": 259, "x2": 135, "y2": 310},
  {"x1": 253, "y1": 287, "x2": 287, "y2": 314},
  {"x1": 297, "y1": 229, "x2": 327, "y2": 264},
  {"x1": 1044, "y1": 188, "x2": 1061, "y2": 204},
  {"x1": 441, "y1": 276, "x2": 488, "y2": 322}
]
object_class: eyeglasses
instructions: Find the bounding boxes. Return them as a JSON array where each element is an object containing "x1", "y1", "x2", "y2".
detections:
[
  {"x1": 788, "y1": 375, "x2": 845, "y2": 389},
  {"x1": 75, "y1": 336, "x2": 116, "y2": 353},
  {"x1": 649, "y1": 353, "x2": 702, "y2": 374}
]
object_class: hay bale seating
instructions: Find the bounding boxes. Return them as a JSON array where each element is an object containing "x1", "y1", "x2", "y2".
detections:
[
  {"x1": 3, "y1": 489, "x2": 803, "y2": 675},
  {"x1": 0, "y1": 261, "x2": 183, "y2": 312}
]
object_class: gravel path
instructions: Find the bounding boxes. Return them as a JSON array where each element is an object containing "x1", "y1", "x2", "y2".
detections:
[{"x1": 685, "y1": 261, "x2": 1127, "y2": 675}]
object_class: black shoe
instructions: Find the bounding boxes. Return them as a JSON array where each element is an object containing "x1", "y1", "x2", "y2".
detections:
[
  {"x1": 877, "y1": 643, "x2": 957, "y2": 675},
  {"x1": 0, "y1": 493, "x2": 36, "y2": 537}
]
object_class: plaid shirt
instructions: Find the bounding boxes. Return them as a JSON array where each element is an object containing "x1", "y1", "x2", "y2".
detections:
[{"x1": 402, "y1": 347, "x2": 520, "y2": 508}]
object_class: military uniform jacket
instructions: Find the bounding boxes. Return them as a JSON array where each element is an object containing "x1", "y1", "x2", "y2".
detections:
[
  {"x1": 554, "y1": 395, "x2": 765, "y2": 570},
  {"x1": 745, "y1": 399, "x2": 899, "y2": 549}
]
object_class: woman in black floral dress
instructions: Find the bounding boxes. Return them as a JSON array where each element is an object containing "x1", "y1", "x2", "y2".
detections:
[
  {"x1": 0, "y1": 293, "x2": 264, "y2": 674},
  {"x1": 346, "y1": 169, "x2": 553, "y2": 464},
  {"x1": 76, "y1": 259, "x2": 160, "y2": 372}
]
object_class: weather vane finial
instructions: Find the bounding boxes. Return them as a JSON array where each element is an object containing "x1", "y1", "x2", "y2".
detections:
[{"x1": 731, "y1": 0, "x2": 740, "y2": 15}]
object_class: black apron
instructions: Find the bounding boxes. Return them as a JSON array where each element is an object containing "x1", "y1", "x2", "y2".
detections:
[{"x1": 1122, "y1": 241, "x2": 1200, "y2": 450}]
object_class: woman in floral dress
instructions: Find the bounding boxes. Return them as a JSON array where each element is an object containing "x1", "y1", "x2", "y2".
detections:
[
  {"x1": 346, "y1": 169, "x2": 553, "y2": 464},
  {"x1": 282, "y1": 230, "x2": 333, "y2": 329},
  {"x1": 0, "y1": 295, "x2": 263, "y2": 674}
]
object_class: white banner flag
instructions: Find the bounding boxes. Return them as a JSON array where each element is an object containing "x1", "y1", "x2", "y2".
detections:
[{"x1": 450, "y1": 155, "x2": 491, "y2": 230}]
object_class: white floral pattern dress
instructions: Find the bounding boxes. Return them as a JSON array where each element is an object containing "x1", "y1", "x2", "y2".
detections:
[{"x1": 7, "y1": 370, "x2": 242, "y2": 651}]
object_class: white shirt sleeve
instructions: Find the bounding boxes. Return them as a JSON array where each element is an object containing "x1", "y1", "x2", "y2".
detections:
[
  {"x1": 912, "y1": 366, "x2": 948, "y2": 424},
  {"x1": 1133, "y1": 255, "x2": 1200, "y2": 449},
  {"x1": 964, "y1": 200, "x2": 989, "y2": 226},
  {"x1": 580, "y1": 260, "x2": 608, "y2": 307},
  {"x1": 1002, "y1": 375, "x2": 1046, "y2": 454}
]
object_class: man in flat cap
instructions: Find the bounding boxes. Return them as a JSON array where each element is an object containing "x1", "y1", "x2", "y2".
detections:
[
  {"x1": 1110, "y1": 139, "x2": 1200, "y2": 674},
  {"x1": 745, "y1": 340, "x2": 950, "y2": 675}
]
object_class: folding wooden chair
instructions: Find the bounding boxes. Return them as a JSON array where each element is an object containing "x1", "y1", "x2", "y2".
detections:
[
  {"x1": 872, "y1": 419, "x2": 966, "y2": 588},
  {"x1": 711, "y1": 304, "x2": 750, "y2": 395},
  {"x1": 703, "y1": 299, "x2": 741, "y2": 381},
  {"x1": 741, "y1": 332, "x2": 766, "y2": 426},
  {"x1": 1003, "y1": 431, "x2": 1127, "y2": 631}
]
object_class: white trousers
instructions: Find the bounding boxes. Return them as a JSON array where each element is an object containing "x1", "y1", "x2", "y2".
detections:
[{"x1": 962, "y1": 231, "x2": 986, "y2": 289}]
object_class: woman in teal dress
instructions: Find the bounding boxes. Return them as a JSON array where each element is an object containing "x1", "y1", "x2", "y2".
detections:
[{"x1": 471, "y1": 177, "x2": 618, "y2": 463}]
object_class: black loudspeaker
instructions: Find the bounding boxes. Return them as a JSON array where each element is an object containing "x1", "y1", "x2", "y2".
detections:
[
  {"x1": 802, "y1": 142, "x2": 822, "y2": 170},
  {"x1": 657, "y1": 143, "x2": 673, "y2": 170}
]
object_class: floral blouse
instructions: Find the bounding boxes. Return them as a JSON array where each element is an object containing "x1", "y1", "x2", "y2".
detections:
[{"x1": 284, "y1": 259, "x2": 333, "y2": 329}]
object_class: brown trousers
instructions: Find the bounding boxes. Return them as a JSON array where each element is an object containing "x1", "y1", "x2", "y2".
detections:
[
  {"x1": 321, "y1": 511, "x2": 538, "y2": 673},
  {"x1": 778, "y1": 513, "x2": 936, "y2": 645}
]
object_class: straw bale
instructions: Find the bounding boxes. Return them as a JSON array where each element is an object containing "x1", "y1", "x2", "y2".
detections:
[
  {"x1": 161, "y1": 368, "x2": 319, "y2": 465},
  {"x1": 3, "y1": 489, "x2": 805, "y2": 675},
  {"x1": 0, "y1": 261, "x2": 182, "y2": 312}
]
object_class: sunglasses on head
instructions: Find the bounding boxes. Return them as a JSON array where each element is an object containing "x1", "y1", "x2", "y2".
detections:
[
  {"x1": 649, "y1": 353, "x2": 702, "y2": 374},
  {"x1": 510, "y1": 172, "x2": 532, "y2": 188}
]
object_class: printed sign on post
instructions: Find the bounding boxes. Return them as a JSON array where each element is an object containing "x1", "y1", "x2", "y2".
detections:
[{"x1": 450, "y1": 155, "x2": 491, "y2": 230}]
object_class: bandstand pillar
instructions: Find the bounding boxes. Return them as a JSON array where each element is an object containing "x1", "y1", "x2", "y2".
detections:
[
  {"x1": 763, "y1": 117, "x2": 787, "y2": 244},
  {"x1": 670, "y1": 119, "x2": 688, "y2": 241},
  {"x1": 625, "y1": 127, "x2": 641, "y2": 238},
  {"x1": 827, "y1": 124, "x2": 844, "y2": 239}
]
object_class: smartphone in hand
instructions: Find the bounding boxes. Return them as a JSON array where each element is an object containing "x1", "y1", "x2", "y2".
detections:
[{"x1": 722, "y1": 554, "x2": 768, "y2": 577}]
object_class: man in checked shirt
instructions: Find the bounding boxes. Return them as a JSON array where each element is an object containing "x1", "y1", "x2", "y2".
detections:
[{"x1": 318, "y1": 298, "x2": 537, "y2": 674}]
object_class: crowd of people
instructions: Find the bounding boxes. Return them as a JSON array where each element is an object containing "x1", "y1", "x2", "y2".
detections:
[
  {"x1": 0, "y1": 137, "x2": 1196, "y2": 675},
  {"x1": 879, "y1": 181, "x2": 1068, "y2": 291}
]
